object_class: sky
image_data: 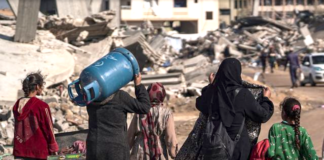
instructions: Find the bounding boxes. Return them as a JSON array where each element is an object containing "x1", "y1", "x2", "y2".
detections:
[{"x1": 0, "y1": 0, "x2": 10, "y2": 9}]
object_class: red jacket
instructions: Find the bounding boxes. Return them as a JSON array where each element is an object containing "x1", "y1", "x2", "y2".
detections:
[{"x1": 13, "y1": 97, "x2": 59, "y2": 159}]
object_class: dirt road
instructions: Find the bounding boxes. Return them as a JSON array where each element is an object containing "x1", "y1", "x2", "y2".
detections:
[{"x1": 174, "y1": 67, "x2": 324, "y2": 157}]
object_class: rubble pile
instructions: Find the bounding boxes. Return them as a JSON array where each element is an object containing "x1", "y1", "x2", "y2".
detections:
[
  {"x1": 177, "y1": 15, "x2": 324, "y2": 69},
  {"x1": 38, "y1": 11, "x2": 116, "y2": 46},
  {"x1": 178, "y1": 17, "x2": 302, "y2": 64}
]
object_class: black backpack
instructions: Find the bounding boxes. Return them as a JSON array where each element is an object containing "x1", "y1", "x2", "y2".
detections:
[{"x1": 201, "y1": 88, "x2": 245, "y2": 160}]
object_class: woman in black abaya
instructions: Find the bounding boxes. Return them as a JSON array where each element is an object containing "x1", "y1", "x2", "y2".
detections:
[{"x1": 176, "y1": 58, "x2": 274, "y2": 160}]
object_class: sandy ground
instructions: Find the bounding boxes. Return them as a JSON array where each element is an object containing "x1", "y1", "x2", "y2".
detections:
[{"x1": 172, "y1": 66, "x2": 324, "y2": 157}]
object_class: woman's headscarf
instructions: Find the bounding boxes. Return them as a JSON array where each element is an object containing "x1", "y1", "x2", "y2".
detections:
[
  {"x1": 147, "y1": 82, "x2": 166, "y2": 106},
  {"x1": 199, "y1": 58, "x2": 243, "y2": 127},
  {"x1": 140, "y1": 82, "x2": 166, "y2": 159}
]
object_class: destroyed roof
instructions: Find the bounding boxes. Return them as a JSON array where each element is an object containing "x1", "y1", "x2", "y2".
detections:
[
  {"x1": 237, "y1": 17, "x2": 294, "y2": 31},
  {"x1": 40, "y1": 11, "x2": 116, "y2": 44}
]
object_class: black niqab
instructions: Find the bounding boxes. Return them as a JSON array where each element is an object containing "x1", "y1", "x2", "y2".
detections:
[{"x1": 199, "y1": 58, "x2": 243, "y2": 127}]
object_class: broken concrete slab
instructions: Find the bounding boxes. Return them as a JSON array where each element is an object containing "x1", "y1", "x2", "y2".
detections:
[
  {"x1": 300, "y1": 25, "x2": 314, "y2": 46},
  {"x1": 218, "y1": 36, "x2": 236, "y2": 48},
  {"x1": 183, "y1": 55, "x2": 210, "y2": 68},
  {"x1": 121, "y1": 32, "x2": 160, "y2": 70},
  {"x1": 0, "y1": 20, "x2": 15, "y2": 25},
  {"x1": 237, "y1": 17, "x2": 293, "y2": 31},
  {"x1": 79, "y1": 36, "x2": 113, "y2": 58},
  {"x1": 149, "y1": 35, "x2": 166, "y2": 55},
  {"x1": 185, "y1": 64, "x2": 219, "y2": 84},
  {"x1": 238, "y1": 44, "x2": 257, "y2": 51},
  {"x1": 243, "y1": 30, "x2": 263, "y2": 44},
  {"x1": 54, "y1": 120, "x2": 70, "y2": 132},
  {"x1": 168, "y1": 65, "x2": 185, "y2": 73},
  {"x1": 127, "y1": 73, "x2": 187, "y2": 93}
]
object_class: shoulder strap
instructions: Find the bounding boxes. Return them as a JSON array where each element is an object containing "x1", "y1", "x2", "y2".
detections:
[
  {"x1": 234, "y1": 117, "x2": 245, "y2": 143},
  {"x1": 208, "y1": 88, "x2": 215, "y2": 118},
  {"x1": 234, "y1": 88, "x2": 245, "y2": 143}
]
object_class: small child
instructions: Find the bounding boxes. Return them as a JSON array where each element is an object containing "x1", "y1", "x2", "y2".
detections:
[{"x1": 268, "y1": 97, "x2": 318, "y2": 160}]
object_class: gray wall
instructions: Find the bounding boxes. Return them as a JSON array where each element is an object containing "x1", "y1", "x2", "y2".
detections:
[{"x1": 14, "y1": 0, "x2": 41, "y2": 42}]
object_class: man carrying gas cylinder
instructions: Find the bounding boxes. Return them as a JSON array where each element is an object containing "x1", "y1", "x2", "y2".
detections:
[
  {"x1": 68, "y1": 48, "x2": 151, "y2": 160},
  {"x1": 86, "y1": 73, "x2": 151, "y2": 160}
]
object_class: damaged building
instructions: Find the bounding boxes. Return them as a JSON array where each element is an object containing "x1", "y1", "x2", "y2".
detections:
[{"x1": 1, "y1": 0, "x2": 324, "y2": 159}]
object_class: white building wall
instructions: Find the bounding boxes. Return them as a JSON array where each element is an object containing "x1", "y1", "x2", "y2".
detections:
[
  {"x1": 121, "y1": 0, "x2": 219, "y2": 33},
  {"x1": 197, "y1": 0, "x2": 219, "y2": 33}
]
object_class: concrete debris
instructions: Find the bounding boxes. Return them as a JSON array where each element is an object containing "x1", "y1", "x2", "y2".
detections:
[
  {"x1": 38, "y1": 11, "x2": 116, "y2": 45},
  {"x1": 0, "y1": 107, "x2": 11, "y2": 122},
  {"x1": 118, "y1": 32, "x2": 166, "y2": 70},
  {"x1": 149, "y1": 35, "x2": 167, "y2": 59},
  {"x1": 54, "y1": 120, "x2": 70, "y2": 132},
  {"x1": 0, "y1": 20, "x2": 15, "y2": 26},
  {"x1": 42, "y1": 95, "x2": 60, "y2": 104},
  {"x1": 183, "y1": 55, "x2": 210, "y2": 68}
]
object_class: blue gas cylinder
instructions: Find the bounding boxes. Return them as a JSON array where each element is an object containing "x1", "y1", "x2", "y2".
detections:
[{"x1": 68, "y1": 48, "x2": 140, "y2": 106}]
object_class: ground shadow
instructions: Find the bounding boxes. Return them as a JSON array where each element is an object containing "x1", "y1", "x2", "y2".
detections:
[{"x1": 0, "y1": 33, "x2": 13, "y2": 41}]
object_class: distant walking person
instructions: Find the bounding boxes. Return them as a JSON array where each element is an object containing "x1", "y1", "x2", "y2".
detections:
[
  {"x1": 128, "y1": 82, "x2": 178, "y2": 160},
  {"x1": 267, "y1": 97, "x2": 318, "y2": 159},
  {"x1": 223, "y1": 45, "x2": 231, "y2": 58},
  {"x1": 13, "y1": 72, "x2": 59, "y2": 160},
  {"x1": 285, "y1": 49, "x2": 300, "y2": 88},
  {"x1": 260, "y1": 48, "x2": 268, "y2": 73},
  {"x1": 86, "y1": 73, "x2": 151, "y2": 160},
  {"x1": 268, "y1": 46, "x2": 277, "y2": 73}
]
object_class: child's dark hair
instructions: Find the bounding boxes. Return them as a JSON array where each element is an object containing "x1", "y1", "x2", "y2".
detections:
[
  {"x1": 22, "y1": 71, "x2": 45, "y2": 97},
  {"x1": 280, "y1": 97, "x2": 302, "y2": 150}
]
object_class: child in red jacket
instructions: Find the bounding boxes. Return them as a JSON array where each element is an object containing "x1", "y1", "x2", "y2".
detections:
[{"x1": 13, "y1": 72, "x2": 59, "y2": 160}]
